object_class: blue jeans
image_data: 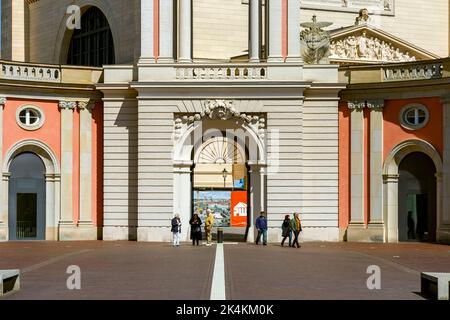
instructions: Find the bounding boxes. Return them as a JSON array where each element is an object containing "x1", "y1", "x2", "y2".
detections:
[{"x1": 256, "y1": 229, "x2": 267, "y2": 245}]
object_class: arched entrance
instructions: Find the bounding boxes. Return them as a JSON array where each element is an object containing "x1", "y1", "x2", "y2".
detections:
[
  {"x1": 4, "y1": 140, "x2": 60, "y2": 241},
  {"x1": 383, "y1": 140, "x2": 442, "y2": 243},
  {"x1": 8, "y1": 153, "x2": 46, "y2": 240},
  {"x1": 398, "y1": 152, "x2": 437, "y2": 242},
  {"x1": 173, "y1": 101, "x2": 267, "y2": 243},
  {"x1": 192, "y1": 137, "x2": 249, "y2": 240}
]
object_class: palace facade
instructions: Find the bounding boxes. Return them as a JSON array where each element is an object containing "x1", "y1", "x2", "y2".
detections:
[{"x1": 0, "y1": 0, "x2": 449, "y2": 244}]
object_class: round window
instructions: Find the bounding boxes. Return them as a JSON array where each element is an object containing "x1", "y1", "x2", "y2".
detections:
[
  {"x1": 16, "y1": 106, "x2": 45, "y2": 131},
  {"x1": 400, "y1": 104, "x2": 429, "y2": 130}
]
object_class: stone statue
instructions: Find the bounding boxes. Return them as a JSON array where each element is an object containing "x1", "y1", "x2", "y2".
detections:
[
  {"x1": 355, "y1": 8, "x2": 370, "y2": 25},
  {"x1": 329, "y1": 33, "x2": 418, "y2": 62},
  {"x1": 300, "y1": 15, "x2": 333, "y2": 64}
]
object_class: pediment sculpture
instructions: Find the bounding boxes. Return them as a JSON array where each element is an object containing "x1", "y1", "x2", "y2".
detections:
[
  {"x1": 330, "y1": 31, "x2": 417, "y2": 63},
  {"x1": 300, "y1": 15, "x2": 333, "y2": 64}
]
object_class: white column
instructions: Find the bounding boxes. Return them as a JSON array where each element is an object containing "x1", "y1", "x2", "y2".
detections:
[
  {"x1": 45, "y1": 174, "x2": 56, "y2": 240},
  {"x1": 140, "y1": 0, "x2": 155, "y2": 62},
  {"x1": 78, "y1": 101, "x2": 94, "y2": 225},
  {"x1": 349, "y1": 102, "x2": 365, "y2": 224},
  {"x1": 249, "y1": 0, "x2": 262, "y2": 63},
  {"x1": 248, "y1": 164, "x2": 261, "y2": 243},
  {"x1": 179, "y1": 0, "x2": 192, "y2": 62},
  {"x1": 368, "y1": 101, "x2": 384, "y2": 223},
  {"x1": 267, "y1": 0, "x2": 283, "y2": 62},
  {"x1": 384, "y1": 174, "x2": 399, "y2": 243},
  {"x1": 286, "y1": 0, "x2": 301, "y2": 62},
  {"x1": 0, "y1": 98, "x2": 6, "y2": 239},
  {"x1": 59, "y1": 101, "x2": 76, "y2": 225},
  {"x1": 159, "y1": 0, "x2": 175, "y2": 62},
  {"x1": 174, "y1": 164, "x2": 192, "y2": 242}
]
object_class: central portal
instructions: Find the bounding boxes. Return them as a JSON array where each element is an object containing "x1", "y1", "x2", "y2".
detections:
[{"x1": 192, "y1": 137, "x2": 249, "y2": 238}]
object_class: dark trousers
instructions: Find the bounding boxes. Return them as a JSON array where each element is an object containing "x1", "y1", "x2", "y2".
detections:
[
  {"x1": 292, "y1": 230, "x2": 301, "y2": 248},
  {"x1": 192, "y1": 232, "x2": 201, "y2": 246},
  {"x1": 281, "y1": 232, "x2": 292, "y2": 247},
  {"x1": 256, "y1": 229, "x2": 267, "y2": 245}
]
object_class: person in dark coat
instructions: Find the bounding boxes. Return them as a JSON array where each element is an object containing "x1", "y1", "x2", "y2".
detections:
[
  {"x1": 189, "y1": 213, "x2": 202, "y2": 246},
  {"x1": 255, "y1": 211, "x2": 268, "y2": 246},
  {"x1": 281, "y1": 215, "x2": 292, "y2": 247},
  {"x1": 171, "y1": 214, "x2": 182, "y2": 247}
]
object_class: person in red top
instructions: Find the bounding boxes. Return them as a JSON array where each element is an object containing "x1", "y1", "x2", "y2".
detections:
[{"x1": 290, "y1": 212, "x2": 302, "y2": 248}]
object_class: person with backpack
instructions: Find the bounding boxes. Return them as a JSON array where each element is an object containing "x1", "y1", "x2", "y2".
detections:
[
  {"x1": 290, "y1": 212, "x2": 302, "y2": 248},
  {"x1": 189, "y1": 213, "x2": 202, "y2": 246},
  {"x1": 281, "y1": 215, "x2": 292, "y2": 247},
  {"x1": 171, "y1": 214, "x2": 182, "y2": 247}
]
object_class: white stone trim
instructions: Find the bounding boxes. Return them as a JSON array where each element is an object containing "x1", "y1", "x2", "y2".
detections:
[
  {"x1": 399, "y1": 103, "x2": 430, "y2": 131},
  {"x1": 383, "y1": 139, "x2": 443, "y2": 243},
  {"x1": 15, "y1": 104, "x2": 46, "y2": 131}
]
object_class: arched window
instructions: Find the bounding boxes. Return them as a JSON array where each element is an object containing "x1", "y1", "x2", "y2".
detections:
[{"x1": 67, "y1": 7, "x2": 115, "y2": 67}]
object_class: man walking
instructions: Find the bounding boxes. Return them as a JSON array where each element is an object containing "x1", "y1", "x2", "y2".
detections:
[
  {"x1": 291, "y1": 212, "x2": 302, "y2": 248},
  {"x1": 205, "y1": 209, "x2": 215, "y2": 246},
  {"x1": 255, "y1": 211, "x2": 268, "y2": 246}
]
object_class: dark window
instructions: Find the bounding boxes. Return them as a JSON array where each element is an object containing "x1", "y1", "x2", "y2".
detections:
[{"x1": 67, "y1": 7, "x2": 115, "y2": 67}]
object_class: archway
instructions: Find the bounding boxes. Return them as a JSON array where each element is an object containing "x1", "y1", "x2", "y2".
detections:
[
  {"x1": 4, "y1": 140, "x2": 60, "y2": 241},
  {"x1": 173, "y1": 103, "x2": 267, "y2": 243},
  {"x1": 8, "y1": 153, "x2": 46, "y2": 240},
  {"x1": 66, "y1": 6, "x2": 115, "y2": 67},
  {"x1": 383, "y1": 140, "x2": 442, "y2": 243},
  {"x1": 398, "y1": 152, "x2": 437, "y2": 242}
]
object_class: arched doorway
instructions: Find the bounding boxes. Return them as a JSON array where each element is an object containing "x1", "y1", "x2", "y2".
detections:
[
  {"x1": 8, "y1": 153, "x2": 46, "y2": 240},
  {"x1": 67, "y1": 6, "x2": 115, "y2": 67},
  {"x1": 398, "y1": 152, "x2": 437, "y2": 242},
  {"x1": 383, "y1": 140, "x2": 442, "y2": 243},
  {"x1": 192, "y1": 137, "x2": 249, "y2": 240}
]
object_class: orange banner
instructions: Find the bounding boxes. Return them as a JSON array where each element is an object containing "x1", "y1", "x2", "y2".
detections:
[{"x1": 231, "y1": 191, "x2": 248, "y2": 227}]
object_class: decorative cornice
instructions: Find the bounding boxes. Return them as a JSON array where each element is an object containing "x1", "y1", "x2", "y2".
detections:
[{"x1": 58, "y1": 100, "x2": 77, "y2": 110}]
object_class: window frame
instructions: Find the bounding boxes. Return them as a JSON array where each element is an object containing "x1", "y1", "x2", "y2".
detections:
[
  {"x1": 16, "y1": 105, "x2": 45, "y2": 131},
  {"x1": 400, "y1": 104, "x2": 430, "y2": 131}
]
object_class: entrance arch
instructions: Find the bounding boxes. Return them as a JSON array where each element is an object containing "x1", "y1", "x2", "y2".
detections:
[
  {"x1": 383, "y1": 139, "x2": 442, "y2": 243},
  {"x1": 173, "y1": 106, "x2": 267, "y2": 243},
  {"x1": 8, "y1": 153, "x2": 46, "y2": 240},
  {"x1": 3, "y1": 140, "x2": 60, "y2": 241}
]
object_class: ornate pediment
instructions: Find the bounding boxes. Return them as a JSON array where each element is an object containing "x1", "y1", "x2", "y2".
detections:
[{"x1": 329, "y1": 24, "x2": 440, "y2": 65}]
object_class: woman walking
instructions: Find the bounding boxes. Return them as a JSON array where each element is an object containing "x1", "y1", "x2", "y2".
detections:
[
  {"x1": 171, "y1": 214, "x2": 182, "y2": 247},
  {"x1": 189, "y1": 213, "x2": 203, "y2": 246},
  {"x1": 290, "y1": 212, "x2": 302, "y2": 248},
  {"x1": 281, "y1": 215, "x2": 292, "y2": 247}
]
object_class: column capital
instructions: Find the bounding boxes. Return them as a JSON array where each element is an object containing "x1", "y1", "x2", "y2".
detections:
[
  {"x1": 59, "y1": 100, "x2": 77, "y2": 110},
  {"x1": 367, "y1": 99, "x2": 385, "y2": 110},
  {"x1": 348, "y1": 101, "x2": 366, "y2": 110},
  {"x1": 383, "y1": 174, "x2": 399, "y2": 183},
  {"x1": 77, "y1": 100, "x2": 96, "y2": 111},
  {"x1": 0, "y1": 97, "x2": 7, "y2": 108}
]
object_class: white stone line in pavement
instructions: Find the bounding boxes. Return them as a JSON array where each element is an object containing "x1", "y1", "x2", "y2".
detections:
[
  {"x1": 22, "y1": 249, "x2": 93, "y2": 274},
  {"x1": 210, "y1": 243, "x2": 226, "y2": 300}
]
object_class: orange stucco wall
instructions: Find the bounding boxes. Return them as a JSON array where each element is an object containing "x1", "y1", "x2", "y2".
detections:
[
  {"x1": 338, "y1": 103, "x2": 350, "y2": 229},
  {"x1": 383, "y1": 97, "x2": 443, "y2": 160},
  {"x1": 3, "y1": 99, "x2": 61, "y2": 160}
]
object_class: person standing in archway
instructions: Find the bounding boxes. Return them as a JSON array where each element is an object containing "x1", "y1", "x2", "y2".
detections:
[
  {"x1": 205, "y1": 209, "x2": 215, "y2": 246},
  {"x1": 291, "y1": 212, "x2": 302, "y2": 248},
  {"x1": 190, "y1": 213, "x2": 203, "y2": 246}
]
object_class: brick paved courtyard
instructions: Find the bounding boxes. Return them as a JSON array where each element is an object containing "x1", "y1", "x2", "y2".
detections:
[{"x1": 0, "y1": 241, "x2": 449, "y2": 300}]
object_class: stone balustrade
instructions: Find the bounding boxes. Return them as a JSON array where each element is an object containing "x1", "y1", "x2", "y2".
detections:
[
  {"x1": 383, "y1": 61, "x2": 443, "y2": 81},
  {"x1": 176, "y1": 64, "x2": 267, "y2": 80},
  {"x1": 1, "y1": 61, "x2": 62, "y2": 83}
]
